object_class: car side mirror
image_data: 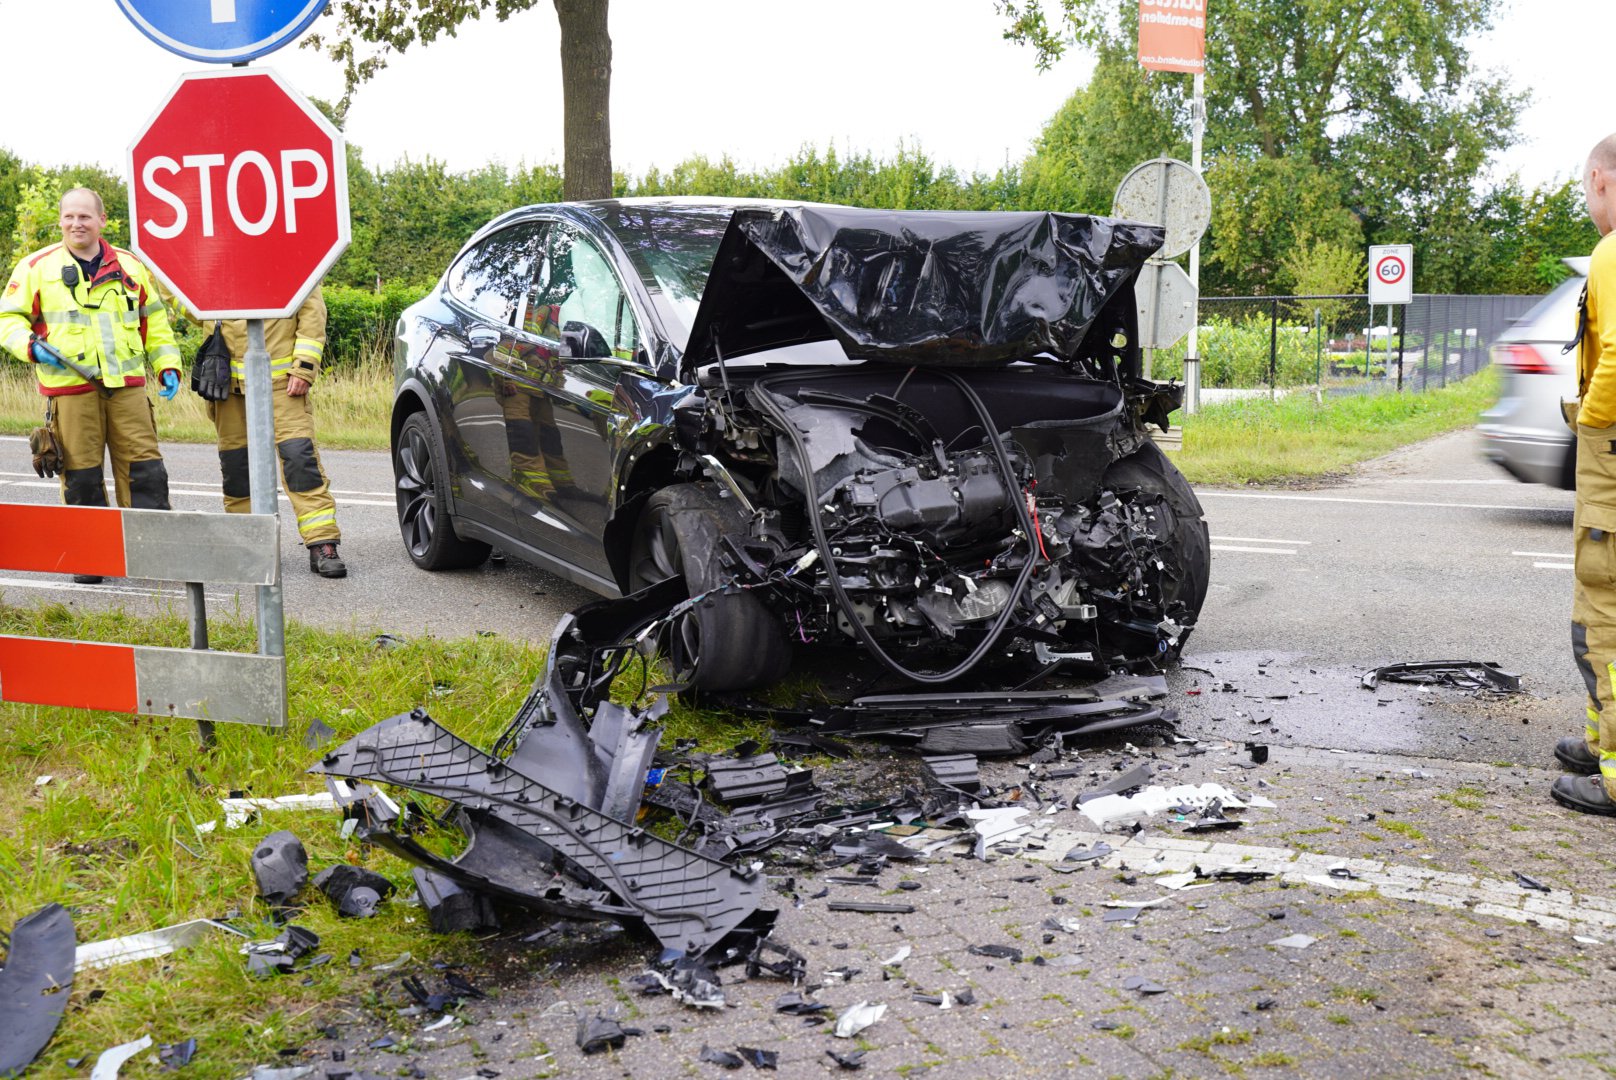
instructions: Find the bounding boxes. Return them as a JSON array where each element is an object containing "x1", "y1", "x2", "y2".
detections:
[{"x1": 561, "y1": 320, "x2": 611, "y2": 360}]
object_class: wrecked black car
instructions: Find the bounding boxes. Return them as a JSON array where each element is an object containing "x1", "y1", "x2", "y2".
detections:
[{"x1": 391, "y1": 200, "x2": 1209, "y2": 691}]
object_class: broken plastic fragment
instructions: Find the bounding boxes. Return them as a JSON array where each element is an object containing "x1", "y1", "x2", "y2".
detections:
[
  {"x1": 833, "y1": 1001, "x2": 887, "y2": 1038},
  {"x1": 826, "y1": 1048, "x2": 867, "y2": 1070},
  {"x1": 737, "y1": 1046, "x2": 778, "y2": 1069},
  {"x1": 313, "y1": 865, "x2": 396, "y2": 918},
  {"x1": 1269, "y1": 934, "x2": 1317, "y2": 950},
  {"x1": 251, "y1": 830, "x2": 309, "y2": 908},
  {"x1": 371, "y1": 953, "x2": 412, "y2": 972},
  {"x1": 1513, "y1": 871, "x2": 1551, "y2": 894},
  {"x1": 774, "y1": 991, "x2": 828, "y2": 1015},
  {"x1": 1063, "y1": 841, "x2": 1113, "y2": 863},
  {"x1": 1361, "y1": 661, "x2": 1521, "y2": 693},
  {"x1": 1076, "y1": 763, "x2": 1153, "y2": 804},
  {"x1": 576, "y1": 1015, "x2": 628, "y2": 1055},
  {"x1": 968, "y1": 944, "x2": 1023, "y2": 962},
  {"x1": 827, "y1": 901, "x2": 914, "y2": 914},
  {"x1": 699, "y1": 1045, "x2": 744, "y2": 1069},
  {"x1": 880, "y1": 944, "x2": 912, "y2": 966},
  {"x1": 412, "y1": 868, "x2": 499, "y2": 934},
  {"x1": 1121, "y1": 976, "x2": 1167, "y2": 994},
  {"x1": 224, "y1": 793, "x2": 339, "y2": 829},
  {"x1": 0, "y1": 904, "x2": 76, "y2": 1079},
  {"x1": 90, "y1": 1035, "x2": 153, "y2": 1080},
  {"x1": 77, "y1": 917, "x2": 246, "y2": 970}
]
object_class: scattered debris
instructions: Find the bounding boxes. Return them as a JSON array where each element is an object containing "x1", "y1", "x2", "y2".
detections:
[
  {"x1": 1077, "y1": 783, "x2": 1256, "y2": 831},
  {"x1": 826, "y1": 1049, "x2": 867, "y2": 1070},
  {"x1": 157, "y1": 1039, "x2": 198, "y2": 1069},
  {"x1": 1063, "y1": 840, "x2": 1114, "y2": 863},
  {"x1": 774, "y1": 991, "x2": 828, "y2": 1015},
  {"x1": 223, "y1": 793, "x2": 340, "y2": 829},
  {"x1": 576, "y1": 1014, "x2": 628, "y2": 1055},
  {"x1": 1360, "y1": 661, "x2": 1521, "y2": 694},
  {"x1": 251, "y1": 831, "x2": 308, "y2": 909},
  {"x1": 968, "y1": 944, "x2": 1023, "y2": 962},
  {"x1": 77, "y1": 917, "x2": 248, "y2": 970},
  {"x1": 827, "y1": 902, "x2": 915, "y2": 915},
  {"x1": 1269, "y1": 934, "x2": 1318, "y2": 950},
  {"x1": 90, "y1": 1035, "x2": 152, "y2": 1080},
  {"x1": 0, "y1": 904, "x2": 76, "y2": 1078},
  {"x1": 737, "y1": 1046, "x2": 779, "y2": 1069},
  {"x1": 700, "y1": 1045, "x2": 744, "y2": 1069},
  {"x1": 880, "y1": 944, "x2": 912, "y2": 966},
  {"x1": 412, "y1": 868, "x2": 499, "y2": 934},
  {"x1": 1122, "y1": 976, "x2": 1168, "y2": 994},
  {"x1": 313, "y1": 865, "x2": 395, "y2": 918},
  {"x1": 1513, "y1": 872, "x2": 1552, "y2": 894},
  {"x1": 242, "y1": 926, "x2": 320, "y2": 977},
  {"x1": 302, "y1": 718, "x2": 338, "y2": 749},
  {"x1": 833, "y1": 1001, "x2": 887, "y2": 1038},
  {"x1": 1076, "y1": 763, "x2": 1153, "y2": 804}
]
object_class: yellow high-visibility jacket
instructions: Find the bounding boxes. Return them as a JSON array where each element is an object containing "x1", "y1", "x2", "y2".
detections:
[
  {"x1": 0, "y1": 240, "x2": 181, "y2": 396},
  {"x1": 194, "y1": 289, "x2": 327, "y2": 386},
  {"x1": 1579, "y1": 231, "x2": 1616, "y2": 429}
]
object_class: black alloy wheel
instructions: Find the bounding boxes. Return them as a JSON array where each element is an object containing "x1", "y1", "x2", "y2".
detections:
[{"x1": 394, "y1": 412, "x2": 491, "y2": 571}]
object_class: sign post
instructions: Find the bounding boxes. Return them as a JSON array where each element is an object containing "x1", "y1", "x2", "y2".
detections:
[
  {"x1": 1368, "y1": 244, "x2": 1414, "y2": 389},
  {"x1": 128, "y1": 70, "x2": 349, "y2": 716}
]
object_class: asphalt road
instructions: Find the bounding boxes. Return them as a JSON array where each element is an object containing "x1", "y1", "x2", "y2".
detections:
[{"x1": 0, "y1": 427, "x2": 1579, "y2": 761}]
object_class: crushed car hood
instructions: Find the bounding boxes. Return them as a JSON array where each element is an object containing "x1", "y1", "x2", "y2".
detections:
[{"x1": 681, "y1": 206, "x2": 1165, "y2": 372}]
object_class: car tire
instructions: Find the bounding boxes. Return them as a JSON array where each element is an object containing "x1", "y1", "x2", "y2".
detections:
[
  {"x1": 1103, "y1": 443, "x2": 1211, "y2": 655},
  {"x1": 627, "y1": 483, "x2": 791, "y2": 693},
  {"x1": 394, "y1": 412, "x2": 492, "y2": 571}
]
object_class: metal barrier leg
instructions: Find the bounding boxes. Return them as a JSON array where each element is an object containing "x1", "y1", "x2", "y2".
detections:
[{"x1": 186, "y1": 580, "x2": 215, "y2": 749}]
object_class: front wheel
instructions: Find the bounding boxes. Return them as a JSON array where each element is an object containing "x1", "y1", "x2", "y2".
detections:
[
  {"x1": 394, "y1": 412, "x2": 491, "y2": 571},
  {"x1": 627, "y1": 483, "x2": 791, "y2": 693},
  {"x1": 1102, "y1": 443, "x2": 1210, "y2": 657}
]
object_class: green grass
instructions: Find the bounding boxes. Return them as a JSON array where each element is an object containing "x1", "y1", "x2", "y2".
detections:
[
  {"x1": 0, "y1": 603, "x2": 559, "y2": 1075},
  {"x1": 1173, "y1": 368, "x2": 1499, "y2": 486},
  {"x1": 0, "y1": 361, "x2": 394, "y2": 451}
]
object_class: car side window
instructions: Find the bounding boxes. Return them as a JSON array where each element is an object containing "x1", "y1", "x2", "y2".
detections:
[
  {"x1": 527, "y1": 223, "x2": 641, "y2": 360},
  {"x1": 448, "y1": 222, "x2": 545, "y2": 325}
]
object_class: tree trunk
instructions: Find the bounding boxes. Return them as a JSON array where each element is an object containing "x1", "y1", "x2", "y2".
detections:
[{"x1": 553, "y1": 0, "x2": 612, "y2": 200}]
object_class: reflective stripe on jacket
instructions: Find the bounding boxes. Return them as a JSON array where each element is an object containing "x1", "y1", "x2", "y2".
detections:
[
  {"x1": 198, "y1": 289, "x2": 327, "y2": 385},
  {"x1": 0, "y1": 241, "x2": 181, "y2": 396}
]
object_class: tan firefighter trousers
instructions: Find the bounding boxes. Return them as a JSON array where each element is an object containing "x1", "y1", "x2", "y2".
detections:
[
  {"x1": 207, "y1": 388, "x2": 339, "y2": 545},
  {"x1": 1572, "y1": 421, "x2": 1616, "y2": 797},
  {"x1": 52, "y1": 386, "x2": 170, "y2": 509}
]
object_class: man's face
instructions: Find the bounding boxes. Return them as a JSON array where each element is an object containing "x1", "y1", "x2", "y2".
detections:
[{"x1": 58, "y1": 192, "x2": 106, "y2": 254}]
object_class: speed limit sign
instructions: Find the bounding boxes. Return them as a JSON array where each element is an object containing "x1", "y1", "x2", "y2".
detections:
[{"x1": 1368, "y1": 244, "x2": 1413, "y2": 305}]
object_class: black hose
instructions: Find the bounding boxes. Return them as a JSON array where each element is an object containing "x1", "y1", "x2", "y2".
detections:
[{"x1": 754, "y1": 368, "x2": 1040, "y2": 685}]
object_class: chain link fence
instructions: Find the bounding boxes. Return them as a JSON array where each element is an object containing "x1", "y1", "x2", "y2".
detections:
[{"x1": 1147, "y1": 294, "x2": 1543, "y2": 399}]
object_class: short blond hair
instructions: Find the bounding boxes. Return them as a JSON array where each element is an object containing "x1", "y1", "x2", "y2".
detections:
[{"x1": 59, "y1": 187, "x2": 105, "y2": 215}]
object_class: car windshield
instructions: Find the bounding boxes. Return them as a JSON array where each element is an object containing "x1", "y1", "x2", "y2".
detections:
[{"x1": 590, "y1": 205, "x2": 734, "y2": 352}]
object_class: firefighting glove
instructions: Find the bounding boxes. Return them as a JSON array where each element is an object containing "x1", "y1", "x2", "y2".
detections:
[
  {"x1": 28, "y1": 425, "x2": 59, "y2": 478},
  {"x1": 28, "y1": 336, "x2": 66, "y2": 369},
  {"x1": 190, "y1": 324, "x2": 233, "y2": 402},
  {"x1": 158, "y1": 370, "x2": 180, "y2": 401}
]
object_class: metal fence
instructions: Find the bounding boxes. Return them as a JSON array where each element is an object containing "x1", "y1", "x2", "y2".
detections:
[{"x1": 1148, "y1": 294, "x2": 1543, "y2": 400}]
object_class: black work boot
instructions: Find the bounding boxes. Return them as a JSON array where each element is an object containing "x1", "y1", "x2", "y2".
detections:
[
  {"x1": 1555, "y1": 736, "x2": 1601, "y2": 775},
  {"x1": 1551, "y1": 774, "x2": 1616, "y2": 817},
  {"x1": 308, "y1": 542, "x2": 347, "y2": 579}
]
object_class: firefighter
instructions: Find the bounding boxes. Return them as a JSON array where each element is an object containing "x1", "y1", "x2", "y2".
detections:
[
  {"x1": 0, "y1": 187, "x2": 182, "y2": 584},
  {"x1": 1557, "y1": 133, "x2": 1616, "y2": 815},
  {"x1": 190, "y1": 287, "x2": 346, "y2": 578}
]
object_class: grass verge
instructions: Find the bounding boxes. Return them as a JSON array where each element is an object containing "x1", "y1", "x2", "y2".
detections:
[
  {"x1": 0, "y1": 363, "x2": 395, "y2": 452},
  {"x1": 1172, "y1": 368, "x2": 1499, "y2": 486},
  {"x1": 0, "y1": 603, "x2": 548, "y2": 1075}
]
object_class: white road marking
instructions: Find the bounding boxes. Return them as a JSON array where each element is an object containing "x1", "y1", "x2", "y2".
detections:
[
  {"x1": 0, "y1": 576, "x2": 234, "y2": 601},
  {"x1": 1210, "y1": 535, "x2": 1311, "y2": 545},
  {"x1": 1201, "y1": 490, "x2": 1567, "y2": 513},
  {"x1": 1534, "y1": 562, "x2": 1574, "y2": 570},
  {"x1": 1211, "y1": 545, "x2": 1296, "y2": 555},
  {"x1": 1513, "y1": 551, "x2": 1571, "y2": 558}
]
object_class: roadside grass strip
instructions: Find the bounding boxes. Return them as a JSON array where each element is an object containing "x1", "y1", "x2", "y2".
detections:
[
  {"x1": 0, "y1": 604, "x2": 547, "y2": 1072},
  {"x1": 1175, "y1": 369, "x2": 1499, "y2": 487}
]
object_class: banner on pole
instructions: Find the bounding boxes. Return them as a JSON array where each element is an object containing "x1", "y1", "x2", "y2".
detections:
[{"x1": 1138, "y1": 0, "x2": 1206, "y2": 74}]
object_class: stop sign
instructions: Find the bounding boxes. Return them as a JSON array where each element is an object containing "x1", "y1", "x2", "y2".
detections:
[{"x1": 128, "y1": 69, "x2": 349, "y2": 318}]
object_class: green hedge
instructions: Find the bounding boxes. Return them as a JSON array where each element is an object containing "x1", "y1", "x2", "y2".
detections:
[
  {"x1": 1152, "y1": 315, "x2": 1325, "y2": 388},
  {"x1": 322, "y1": 282, "x2": 431, "y2": 370}
]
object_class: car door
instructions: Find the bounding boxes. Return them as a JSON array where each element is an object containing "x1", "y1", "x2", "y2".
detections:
[
  {"x1": 502, "y1": 220, "x2": 647, "y2": 573},
  {"x1": 439, "y1": 220, "x2": 544, "y2": 530}
]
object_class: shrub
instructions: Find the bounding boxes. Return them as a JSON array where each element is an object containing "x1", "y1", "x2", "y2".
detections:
[
  {"x1": 1152, "y1": 315, "x2": 1323, "y2": 388},
  {"x1": 322, "y1": 281, "x2": 431, "y2": 370}
]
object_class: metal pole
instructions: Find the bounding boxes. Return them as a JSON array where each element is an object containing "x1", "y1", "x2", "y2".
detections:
[
  {"x1": 1314, "y1": 306, "x2": 1323, "y2": 404},
  {"x1": 244, "y1": 319, "x2": 287, "y2": 673},
  {"x1": 1440, "y1": 296, "x2": 1450, "y2": 389},
  {"x1": 1396, "y1": 303, "x2": 1406, "y2": 392},
  {"x1": 186, "y1": 581, "x2": 214, "y2": 749},
  {"x1": 1184, "y1": 71, "x2": 1206, "y2": 415},
  {"x1": 1268, "y1": 298, "x2": 1278, "y2": 397}
]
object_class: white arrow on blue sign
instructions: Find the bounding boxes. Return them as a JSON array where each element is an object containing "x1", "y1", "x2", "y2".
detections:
[{"x1": 116, "y1": 0, "x2": 329, "y2": 64}]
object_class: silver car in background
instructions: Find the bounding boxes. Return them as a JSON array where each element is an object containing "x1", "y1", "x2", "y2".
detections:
[{"x1": 1478, "y1": 258, "x2": 1588, "y2": 489}]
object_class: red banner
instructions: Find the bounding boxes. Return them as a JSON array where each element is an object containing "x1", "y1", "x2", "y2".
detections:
[{"x1": 1138, "y1": 0, "x2": 1206, "y2": 74}]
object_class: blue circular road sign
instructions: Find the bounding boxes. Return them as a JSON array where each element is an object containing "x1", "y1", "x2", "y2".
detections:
[{"x1": 115, "y1": 0, "x2": 329, "y2": 63}]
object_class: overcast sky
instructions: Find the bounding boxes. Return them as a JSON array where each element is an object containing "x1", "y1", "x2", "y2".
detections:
[{"x1": 0, "y1": 0, "x2": 1603, "y2": 196}]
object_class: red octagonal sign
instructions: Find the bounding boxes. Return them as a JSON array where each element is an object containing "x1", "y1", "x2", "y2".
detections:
[{"x1": 128, "y1": 69, "x2": 349, "y2": 319}]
